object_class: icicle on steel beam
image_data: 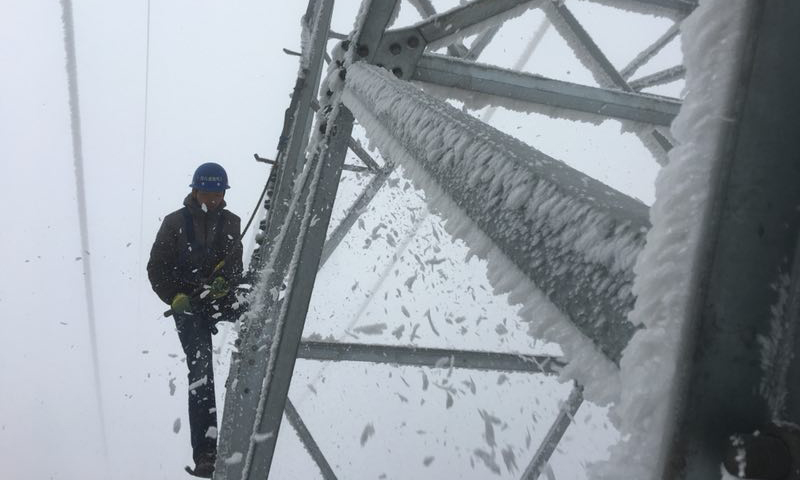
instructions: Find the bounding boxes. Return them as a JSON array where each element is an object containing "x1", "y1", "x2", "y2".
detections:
[
  {"x1": 413, "y1": 53, "x2": 680, "y2": 127},
  {"x1": 311, "y1": 99, "x2": 380, "y2": 171},
  {"x1": 520, "y1": 384, "x2": 584, "y2": 480},
  {"x1": 667, "y1": 1, "x2": 800, "y2": 477},
  {"x1": 214, "y1": 0, "x2": 335, "y2": 477},
  {"x1": 296, "y1": 340, "x2": 565, "y2": 374},
  {"x1": 342, "y1": 63, "x2": 648, "y2": 364}
]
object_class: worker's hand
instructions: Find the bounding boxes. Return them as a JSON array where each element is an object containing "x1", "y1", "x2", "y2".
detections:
[
  {"x1": 208, "y1": 277, "x2": 229, "y2": 299},
  {"x1": 171, "y1": 293, "x2": 191, "y2": 314}
]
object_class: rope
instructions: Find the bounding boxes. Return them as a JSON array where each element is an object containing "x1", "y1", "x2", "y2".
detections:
[{"x1": 240, "y1": 158, "x2": 277, "y2": 241}]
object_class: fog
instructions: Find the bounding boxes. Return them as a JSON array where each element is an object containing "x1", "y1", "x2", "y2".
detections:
[{"x1": 0, "y1": 1, "x2": 681, "y2": 479}]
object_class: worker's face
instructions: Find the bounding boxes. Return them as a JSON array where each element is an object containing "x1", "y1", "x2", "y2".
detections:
[{"x1": 194, "y1": 190, "x2": 225, "y2": 212}]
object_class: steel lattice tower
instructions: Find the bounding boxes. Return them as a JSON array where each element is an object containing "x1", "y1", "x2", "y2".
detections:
[{"x1": 210, "y1": 1, "x2": 800, "y2": 479}]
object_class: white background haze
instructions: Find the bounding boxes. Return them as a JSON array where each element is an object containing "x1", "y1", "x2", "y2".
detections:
[{"x1": 0, "y1": 1, "x2": 682, "y2": 478}]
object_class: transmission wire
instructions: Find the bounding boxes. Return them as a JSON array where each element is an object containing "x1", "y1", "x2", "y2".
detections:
[
  {"x1": 136, "y1": 0, "x2": 152, "y2": 320},
  {"x1": 60, "y1": 0, "x2": 110, "y2": 468}
]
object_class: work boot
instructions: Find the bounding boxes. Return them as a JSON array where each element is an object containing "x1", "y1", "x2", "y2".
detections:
[{"x1": 191, "y1": 452, "x2": 215, "y2": 478}]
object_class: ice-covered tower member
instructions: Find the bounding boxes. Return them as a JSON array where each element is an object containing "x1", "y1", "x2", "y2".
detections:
[{"x1": 147, "y1": 162, "x2": 244, "y2": 478}]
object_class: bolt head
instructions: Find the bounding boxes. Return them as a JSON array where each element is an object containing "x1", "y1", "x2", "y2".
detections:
[
  {"x1": 357, "y1": 44, "x2": 369, "y2": 57},
  {"x1": 389, "y1": 43, "x2": 402, "y2": 55},
  {"x1": 392, "y1": 67, "x2": 403, "y2": 78},
  {"x1": 407, "y1": 36, "x2": 420, "y2": 48}
]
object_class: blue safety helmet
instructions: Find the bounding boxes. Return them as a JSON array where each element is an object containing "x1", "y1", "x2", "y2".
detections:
[{"x1": 190, "y1": 162, "x2": 230, "y2": 192}]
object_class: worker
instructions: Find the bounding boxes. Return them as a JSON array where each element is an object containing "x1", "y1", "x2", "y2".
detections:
[{"x1": 147, "y1": 162, "x2": 243, "y2": 478}]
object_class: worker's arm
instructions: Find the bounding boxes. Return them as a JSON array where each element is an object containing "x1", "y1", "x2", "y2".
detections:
[{"x1": 147, "y1": 214, "x2": 187, "y2": 304}]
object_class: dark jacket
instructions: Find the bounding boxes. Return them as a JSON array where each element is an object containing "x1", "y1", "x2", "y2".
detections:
[{"x1": 147, "y1": 194, "x2": 243, "y2": 305}]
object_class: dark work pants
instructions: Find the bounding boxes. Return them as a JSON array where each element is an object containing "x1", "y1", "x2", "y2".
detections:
[{"x1": 175, "y1": 312, "x2": 217, "y2": 463}]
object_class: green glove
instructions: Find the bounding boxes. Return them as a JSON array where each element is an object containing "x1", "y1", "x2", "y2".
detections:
[
  {"x1": 171, "y1": 293, "x2": 191, "y2": 313},
  {"x1": 208, "y1": 277, "x2": 229, "y2": 299}
]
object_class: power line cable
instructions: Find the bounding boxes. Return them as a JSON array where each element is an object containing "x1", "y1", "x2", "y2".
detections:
[
  {"x1": 60, "y1": 0, "x2": 110, "y2": 468},
  {"x1": 136, "y1": 0, "x2": 152, "y2": 319}
]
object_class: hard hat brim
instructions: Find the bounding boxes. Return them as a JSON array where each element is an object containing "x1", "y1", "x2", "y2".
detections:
[{"x1": 189, "y1": 183, "x2": 230, "y2": 192}]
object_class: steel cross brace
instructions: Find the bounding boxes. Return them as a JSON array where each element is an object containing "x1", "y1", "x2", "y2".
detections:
[
  {"x1": 585, "y1": 0, "x2": 696, "y2": 18},
  {"x1": 284, "y1": 398, "x2": 338, "y2": 480},
  {"x1": 632, "y1": 0, "x2": 697, "y2": 13},
  {"x1": 256, "y1": 152, "x2": 371, "y2": 174},
  {"x1": 413, "y1": 53, "x2": 681, "y2": 127},
  {"x1": 520, "y1": 383, "x2": 584, "y2": 480},
  {"x1": 319, "y1": 164, "x2": 394, "y2": 268},
  {"x1": 464, "y1": 24, "x2": 502, "y2": 61},
  {"x1": 407, "y1": 0, "x2": 469, "y2": 58},
  {"x1": 408, "y1": 0, "x2": 538, "y2": 49},
  {"x1": 297, "y1": 340, "x2": 565, "y2": 374},
  {"x1": 408, "y1": 0, "x2": 503, "y2": 62},
  {"x1": 357, "y1": 0, "x2": 538, "y2": 82},
  {"x1": 629, "y1": 65, "x2": 686, "y2": 91},
  {"x1": 543, "y1": 0, "x2": 679, "y2": 157},
  {"x1": 368, "y1": 0, "x2": 683, "y2": 158},
  {"x1": 551, "y1": 3, "x2": 633, "y2": 91},
  {"x1": 620, "y1": 23, "x2": 681, "y2": 81}
]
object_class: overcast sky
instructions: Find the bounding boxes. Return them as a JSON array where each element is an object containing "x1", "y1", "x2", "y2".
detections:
[{"x1": 0, "y1": 1, "x2": 682, "y2": 479}]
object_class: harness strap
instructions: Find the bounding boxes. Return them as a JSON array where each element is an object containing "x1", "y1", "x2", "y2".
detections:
[
  {"x1": 181, "y1": 207, "x2": 196, "y2": 250},
  {"x1": 213, "y1": 212, "x2": 226, "y2": 255}
]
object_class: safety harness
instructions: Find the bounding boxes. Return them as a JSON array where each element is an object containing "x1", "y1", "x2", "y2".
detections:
[{"x1": 178, "y1": 206, "x2": 227, "y2": 283}]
